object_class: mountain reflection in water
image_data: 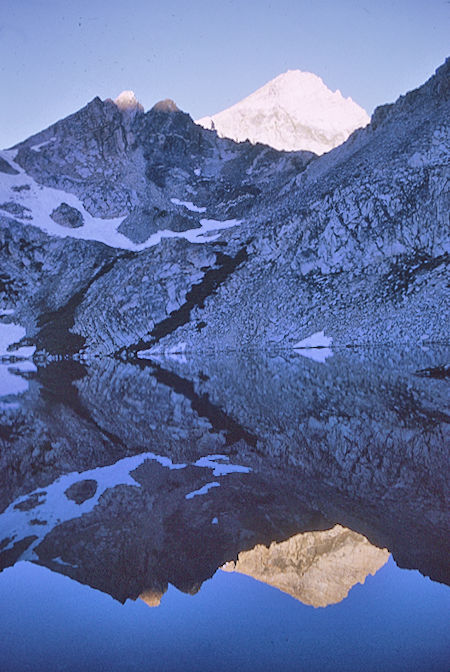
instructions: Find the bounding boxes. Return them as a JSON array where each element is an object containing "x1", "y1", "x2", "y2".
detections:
[
  {"x1": 0, "y1": 347, "x2": 448, "y2": 609},
  {"x1": 222, "y1": 525, "x2": 390, "y2": 608}
]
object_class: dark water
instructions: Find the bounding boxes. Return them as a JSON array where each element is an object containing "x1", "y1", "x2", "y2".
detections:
[{"x1": 0, "y1": 347, "x2": 449, "y2": 671}]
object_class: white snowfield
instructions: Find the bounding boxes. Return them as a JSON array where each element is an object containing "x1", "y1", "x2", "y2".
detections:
[
  {"x1": 0, "y1": 452, "x2": 251, "y2": 562},
  {"x1": 293, "y1": 331, "x2": 333, "y2": 349},
  {"x1": 0, "y1": 322, "x2": 36, "y2": 359},
  {"x1": 170, "y1": 197, "x2": 206, "y2": 213},
  {"x1": 197, "y1": 70, "x2": 369, "y2": 155},
  {"x1": 0, "y1": 150, "x2": 241, "y2": 251},
  {"x1": 293, "y1": 331, "x2": 333, "y2": 363},
  {"x1": 0, "y1": 360, "x2": 36, "y2": 399}
]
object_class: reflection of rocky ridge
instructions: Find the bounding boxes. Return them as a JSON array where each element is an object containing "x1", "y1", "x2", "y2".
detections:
[
  {"x1": 222, "y1": 525, "x2": 389, "y2": 607},
  {"x1": 0, "y1": 348, "x2": 448, "y2": 605}
]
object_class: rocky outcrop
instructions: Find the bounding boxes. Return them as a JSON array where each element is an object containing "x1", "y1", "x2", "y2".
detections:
[
  {"x1": 222, "y1": 525, "x2": 390, "y2": 607},
  {"x1": 50, "y1": 203, "x2": 84, "y2": 228},
  {"x1": 0, "y1": 156, "x2": 19, "y2": 175}
]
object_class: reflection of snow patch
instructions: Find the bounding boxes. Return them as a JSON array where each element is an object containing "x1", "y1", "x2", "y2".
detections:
[
  {"x1": 295, "y1": 348, "x2": 333, "y2": 363},
  {"x1": 185, "y1": 482, "x2": 220, "y2": 499},
  {"x1": 0, "y1": 450, "x2": 188, "y2": 562},
  {"x1": 0, "y1": 449, "x2": 252, "y2": 561},
  {"x1": 293, "y1": 330, "x2": 333, "y2": 349},
  {"x1": 9, "y1": 360, "x2": 37, "y2": 373},
  {"x1": 0, "y1": 323, "x2": 35, "y2": 358},
  {"x1": 211, "y1": 517, "x2": 219, "y2": 525},
  {"x1": 52, "y1": 556, "x2": 78, "y2": 568},
  {"x1": 0, "y1": 363, "x2": 30, "y2": 396},
  {"x1": 138, "y1": 342, "x2": 188, "y2": 360}
]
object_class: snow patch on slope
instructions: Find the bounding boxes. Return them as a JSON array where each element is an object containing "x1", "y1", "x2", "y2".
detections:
[
  {"x1": 293, "y1": 331, "x2": 333, "y2": 348},
  {"x1": 31, "y1": 138, "x2": 56, "y2": 152},
  {"x1": 171, "y1": 198, "x2": 206, "y2": 213},
  {"x1": 0, "y1": 150, "x2": 241, "y2": 250}
]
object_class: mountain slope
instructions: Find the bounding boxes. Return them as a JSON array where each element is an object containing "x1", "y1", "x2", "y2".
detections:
[
  {"x1": 196, "y1": 70, "x2": 370, "y2": 154},
  {"x1": 0, "y1": 59, "x2": 448, "y2": 358}
]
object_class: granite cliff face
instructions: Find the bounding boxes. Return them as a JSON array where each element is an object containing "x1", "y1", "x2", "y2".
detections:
[{"x1": 0, "y1": 60, "x2": 448, "y2": 358}]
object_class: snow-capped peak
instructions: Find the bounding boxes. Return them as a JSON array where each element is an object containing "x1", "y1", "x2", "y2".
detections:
[
  {"x1": 196, "y1": 70, "x2": 370, "y2": 155},
  {"x1": 113, "y1": 90, "x2": 144, "y2": 114}
]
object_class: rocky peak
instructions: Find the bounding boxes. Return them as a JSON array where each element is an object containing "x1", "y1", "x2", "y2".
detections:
[
  {"x1": 113, "y1": 90, "x2": 144, "y2": 119},
  {"x1": 0, "y1": 59, "x2": 447, "y2": 357},
  {"x1": 141, "y1": 99, "x2": 191, "y2": 139},
  {"x1": 151, "y1": 98, "x2": 180, "y2": 114}
]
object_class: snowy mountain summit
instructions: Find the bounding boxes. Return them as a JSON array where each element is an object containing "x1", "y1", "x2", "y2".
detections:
[
  {"x1": 113, "y1": 90, "x2": 144, "y2": 118},
  {"x1": 196, "y1": 70, "x2": 370, "y2": 154}
]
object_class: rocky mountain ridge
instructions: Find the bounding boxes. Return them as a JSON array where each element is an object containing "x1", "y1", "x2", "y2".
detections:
[{"x1": 0, "y1": 58, "x2": 448, "y2": 358}]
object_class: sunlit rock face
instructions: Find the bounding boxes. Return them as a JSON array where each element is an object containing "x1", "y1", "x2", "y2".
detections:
[
  {"x1": 222, "y1": 525, "x2": 390, "y2": 607},
  {"x1": 139, "y1": 589, "x2": 164, "y2": 608},
  {"x1": 197, "y1": 70, "x2": 370, "y2": 154},
  {"x1": 113, "y1": 90, "x2": 144, "y2": 115}
]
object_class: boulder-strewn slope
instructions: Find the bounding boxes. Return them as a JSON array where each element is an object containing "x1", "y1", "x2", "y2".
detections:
[{"x1": 0, "y1": 59, "x2": 448, "y2": 357}]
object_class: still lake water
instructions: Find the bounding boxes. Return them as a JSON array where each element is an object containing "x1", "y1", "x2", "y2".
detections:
[{"x1": 0, "y1": 347, "x2": 449, "y2": 671}]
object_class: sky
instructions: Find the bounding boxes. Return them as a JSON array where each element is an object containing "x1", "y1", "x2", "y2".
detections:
[{"x1": 0, "y1": 0, "x2": 448, "y2": 148}]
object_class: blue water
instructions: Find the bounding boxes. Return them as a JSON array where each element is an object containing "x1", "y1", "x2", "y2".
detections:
[{"x1": 0, "y1": 556, "x2": 448, "y2": 672}]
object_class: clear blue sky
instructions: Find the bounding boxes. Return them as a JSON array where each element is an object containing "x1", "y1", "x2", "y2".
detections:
[{"x1": 1, "y1": 0, "x2": 448, "y2": 147}]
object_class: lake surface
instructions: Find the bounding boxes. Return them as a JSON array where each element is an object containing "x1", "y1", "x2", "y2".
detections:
[{"x1": 0, "y1": 347, "x2": 449, "y2": 671}]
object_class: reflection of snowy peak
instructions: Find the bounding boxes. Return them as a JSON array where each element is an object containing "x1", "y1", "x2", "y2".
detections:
[
  {"x1": 196, "y1": 70, "x2": 370, "y2": 154},
  {"x1": 222, "y1": 525, "x2": 389, "y2": 607}
]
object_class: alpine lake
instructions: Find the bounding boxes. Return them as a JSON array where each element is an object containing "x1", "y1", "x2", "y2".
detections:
[{"x1": 0, "y1": 346, "x2": 449, "y2": 671}]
